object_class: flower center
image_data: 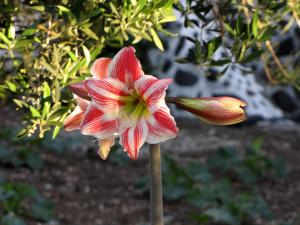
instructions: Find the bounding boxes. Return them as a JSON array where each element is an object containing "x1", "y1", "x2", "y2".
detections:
[{"x1": 118, "y1": 90, "x2": 149, "y2": 121}]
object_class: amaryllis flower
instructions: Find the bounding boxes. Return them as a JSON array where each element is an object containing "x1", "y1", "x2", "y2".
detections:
[
  {"x1": 166, "y1": 97, "x2": 246, "y2": 125},
  {"x1": 63, "y1": 95, "x2": 89, "y2": 131},
  {"x1": 68, "y1": 57, "x2": 112, "y2": 100},
  {"x1": 63, "y1": 57, "x2": 114, "y2": 159},
  {"x1": 67, "y1": 46, "x2": 178, "y2": 160}
]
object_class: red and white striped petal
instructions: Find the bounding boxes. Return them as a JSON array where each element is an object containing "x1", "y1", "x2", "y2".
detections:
[
  {"x1": 119, "y1": 119, "x2": 148, "y2": 160},
  {"x1": 75, "y1": 96, "x2": 89, "y2": 111},
  {"x1": 84, "y1": 78, "x2": 128, "y2": 112},
  {"x1": 146, "y1": 104, "x2": 178, "y2": 144},
  {"x1": 69, "y1": 81, "x2": 90, "y2": 100},
  {"x1": 90, "y1": 58, "x2": 112, "y2": 79},
  {"x1": 108, "y1": 46, "x2": 143, "y2": 88},
  {"x1": 134, "y1": 75, "x2": 172, "y2": 110},
  {"x1": 81, "y1": 104, "x2": 117, "y2": 139},
  {"x1": 98, "y1": 137, "x2": 115, "y2": 160},
  {"x1": 63, "y1": 106, "x2": 84, "y2": 131}
]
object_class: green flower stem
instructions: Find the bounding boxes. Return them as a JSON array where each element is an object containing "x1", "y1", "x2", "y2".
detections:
[{"x1": 149, "y1": 143, "x2": 164, "y2": 225}]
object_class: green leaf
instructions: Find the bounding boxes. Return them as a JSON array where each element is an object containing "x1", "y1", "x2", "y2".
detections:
[
  {"x1": 21, "y1": 28, "x2": 38, "y2": 36},
  {"x1": 132, "y1": 35, "x2": 143, "y2": 44},
  {"x1": 29, "y1": 106, "x2": 41, "y2": 118},
  {"x1": 150, "y1": 28, "x2": 164, "y2": 51},
  {"x1": 17, "y1": 128, "x2": 29, "y2": 139},
  {"x1": 80, "y1": 27, "x2": 99, "y2": 40},
  {"x1": 40, "y1": 60, "x2": 57, "y2": 76},
  {"x1": 109, "y1": 2, "x2": 120, "y2": 16},
  {"x1": 5, "y1": 81, "x2": 17, "y2": 92},
  {"x1": 13, "y1": 99, "x2": 27, "y2": 108},
  {"x1": 42, "y1": 103, "x2": 50, "y2": 119},
  {"x1": 43, "y1": 82, "x2": 51, "y2": 99},
  {"x1": 48, "y1": 106, "x2": 69, "y2": 120},
  {"x1": 154, "y1": 0, "x2": 170, "y2": 9},
  {"x1": 82, "y1": 45, "x2": 91, "y2": 66},
  {"x1": 224, "y1": 23, "x2": 235, "y2": 35},
  {"x1": 30, "y1": 5, "x2": 45, "y2": 12},
  {"x1": 53, "y1": 79, "x2": 61, "y2": 103},
  {"x1": 14, "y1": 39, "x2": 32, "y2": 52},
  {"x1": 131, "y1": 0, "x2": 147, "y2": 18},
  {"x1": 45, "y1": 121, "x2": 62, "y2": 126},
  {"x1": 52, "y1": 126, "x2": 61, "y2": 139},
  {"x1": 258, "y1": 26, "x2": 276, "y2": 41},
  {"x1": 159, "y1": 15, "x2": 176, "y2": 23},
  {"x1": 209, "y1": 59, "x2": 231, "y2": 66},
  {"x1": 207, "y1": 36, "x2": 222, "y2": 58},
  {"x1": 0, "y1": 43, "x2": 8, "y2": 49},
  {"x1": 65, "y1": 48, "x2": 77, "y2": 61},
  {"x1": 236, "y1": 14, "x2": 243, "y2": 35},
  {"x1": 84, "y1": 8, "x2": 105, "y2": 19},
  {"x1": 0, "y1": 32, "x2": 10, "y2": 44},
  {"x1": 57, "y1": 5, "x2": 75, "y2": 18},
  {"x1": 252, "y1": 11, "x2": 259, "y2": 38},
  {"x1": 8, "y1": 24, "x2": 15, "y2": 40}
]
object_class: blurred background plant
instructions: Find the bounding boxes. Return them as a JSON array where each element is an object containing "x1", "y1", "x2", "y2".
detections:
[
  {"x1": 175, "y1": 0, "x2": 300, "y2": 88},
  {"x1": 1, "y1": 0, "x2": 300, "y2": 139},
  {"x1": 1, "y1": 0, "x2": 300, "y2": 138},
  {"x1": 0, "y1": 0, "x2": 176, "y2": 139},
  {"x1": 0, "y1": 178, "x2": 55, "y2": 225},
  {"x1": 135, "y1": 138, "x2": 289, "y2": 225}
]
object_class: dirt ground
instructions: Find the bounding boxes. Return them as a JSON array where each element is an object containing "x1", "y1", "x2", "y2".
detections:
[{"x1": 1, "y1": 104, "x2": 300, "y2": 225}]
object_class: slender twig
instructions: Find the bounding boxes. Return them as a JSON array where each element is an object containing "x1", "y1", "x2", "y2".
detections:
[
  {"x1": 262, "y1": 54, "x2": 278, "y2": 84},
  {"x1": 210, "y1": 0, "x2": 225, "y2": 36},
  {"x1": 288, "y1": 0, "x2": 300, "y2": 28},
  {"x1": 149, "y1": 143, "x2": 164, "y2": 225},
  {"x1": 242, "y1": 0, "x2": 251, "y2": 24},
  {"x1": 265, "y1": 40, "x2": 290, "y2": 80}
]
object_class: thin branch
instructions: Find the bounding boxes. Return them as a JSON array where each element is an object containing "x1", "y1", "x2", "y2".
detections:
[
  {"x1": 261, "y1": 54, "x2": 278, "y2": 84},
  {"x1": 210, "y1": 0, "x2": 225, "y2": 36},
  {"x1": 265, "y1": 40, "x2": 290, "y2": 80}
]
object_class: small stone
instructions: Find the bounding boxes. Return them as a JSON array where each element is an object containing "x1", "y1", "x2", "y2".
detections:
[
  {"x1": 84, "y1": 186, "x2": 91, "y2": 194},
  {"x1": 95, "y1": 219, "x2": 103, "y2": 225},
  {"x1": 44, "y1": 183, "x2": 53, "y2": 190}
]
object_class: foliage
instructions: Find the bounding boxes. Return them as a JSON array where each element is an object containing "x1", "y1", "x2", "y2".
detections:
[
  {"x1": 175, "y1": 0, "x2": 300, "y2": 88},
  {"x1": 136, "y1": 138, "x2": 288, "y2": 225},
  {"x1": 0, "y1": 177, "x2": 55, "y2": 225},
  {"x1": 0, "y1": 125, "x2": 94, "y2": 169},
  {"x1": 0, "y1": 0, "x2": 176, "y2": 138},
  {"x1": 0, "y1": 128, "x2": 44, "y2": 170},
  {"x1": 207, "y1": 138, "x2": 288, "y2": 184},
  {"x1": 1, "y1": 0, "x2": 300, "y2": 137},
  {"x1": 107, "y1": 144, "x2": 131, "y2": 165}
]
